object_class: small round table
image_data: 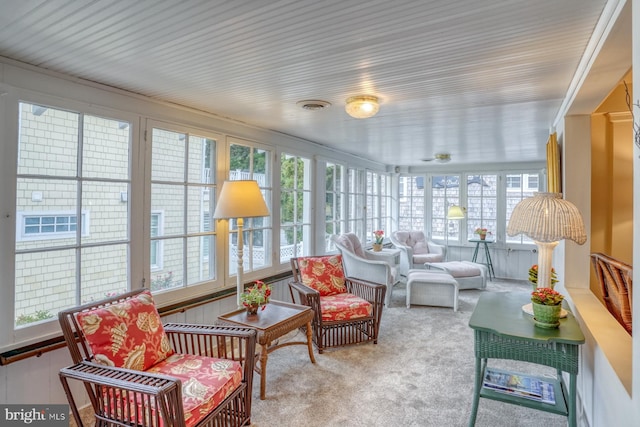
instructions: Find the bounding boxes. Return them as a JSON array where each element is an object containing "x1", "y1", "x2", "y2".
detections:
[{"x1": 469, "y1": 238, "x2": 495, "y2": 279}]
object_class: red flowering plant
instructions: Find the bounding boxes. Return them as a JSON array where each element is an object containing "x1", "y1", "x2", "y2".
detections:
[
  {"x1": 373, "y1": 230, "x2": 384, "y2": 245},
  {"x1": 240, "y1": 280, "x2": 272, "y2": 310},
  {"x1": 474, "y1": 227, "x2": 491, "y2": 236},
  {"x1": 531, "y1": 287, "x2": 564, "y2": 306},
  {"x1": 528, "y1": 264, "x2": 558, "y2": 287}
]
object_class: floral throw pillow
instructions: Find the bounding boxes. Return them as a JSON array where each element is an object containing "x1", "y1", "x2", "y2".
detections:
[
  {"x1": 297, "y1": 255, "x2": 347, "y2": 296},
  {"x1": 76, "y1": 290, "x2": 174, "y2": 371}
]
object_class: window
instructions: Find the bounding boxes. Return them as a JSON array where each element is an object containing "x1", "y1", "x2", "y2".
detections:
[
  {"x1": 228, "y1": 142, "x2": 272, "y2": 275},
  {"x1": 14, "y1": 102, "x2": 131, "y2": 330},
  {"x1": 280, "y1": 153, "x2": 311, "y2": 263},
  {"x1": 366, "y1": 171, "x2": 391, "y2": 243},
  {"x1": 347, "y1": 167, "x2": 365, "y2": 238},
  {"x1": 506, "y1": 172, "x2": 540, "y2": 244},
  {"x1": 150, "y1": 212, "x2": 163, "y2": 270},
  {"x1": 17, "y1": 211, "x2": 88, "y2": 241},
  {"x1": 150, "y1": 126, "x2": 216, "y2": 291},
  {"x1": 399, "y1": 175, "x2": 425, "y2": 231},
  {"x1": 325, "y1": 162, "x2": 345, "y2": 251},
  {"x1": 431, "y1": 175, "x2": 461, "y2": 241},
  {"x1": 506, "y1": 175, "x2": 521, "y2": 189},
  {"x1": 466, "y1": 174, "x2": 497, "y2": 238}
]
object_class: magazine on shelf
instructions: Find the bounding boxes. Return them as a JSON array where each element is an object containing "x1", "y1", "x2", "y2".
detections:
[{"x1": 482, "y1": 368, "x2": 556, "y2": 405}]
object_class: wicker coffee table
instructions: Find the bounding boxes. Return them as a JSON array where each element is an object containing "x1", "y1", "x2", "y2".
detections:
[{"x1": 217, "y1": 300, "x2": 316, "y2": 399}]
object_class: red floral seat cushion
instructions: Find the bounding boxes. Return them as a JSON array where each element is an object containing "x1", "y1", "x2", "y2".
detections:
[
  {"x1": 298, "y1": 255, "x2": 347, "y2": 296},
  {"x1": 319, "y1": 293, "x2": 372, "y2": 321},
  {"x1": 76, "y1": 290, "x2": 174, "y2": 371},
  {"x1": 146, "y1": 353, "x2": 243, "y2": 427}
]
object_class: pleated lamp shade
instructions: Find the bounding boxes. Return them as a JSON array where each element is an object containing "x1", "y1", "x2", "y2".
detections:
[
  {"x1": 508, "y1": 192, "x2": 586, "y2": 291},
  {"x1": 507, "y1": 192, "x2": 586, "y2": 244}
]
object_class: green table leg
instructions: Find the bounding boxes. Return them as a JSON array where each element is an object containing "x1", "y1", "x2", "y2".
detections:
[
  {"x1": 569, "y1": 373, "x2": 577, "y2": 427},
  {"x1": 469, "y1": 357, "x2": 485, "y2": 426}
]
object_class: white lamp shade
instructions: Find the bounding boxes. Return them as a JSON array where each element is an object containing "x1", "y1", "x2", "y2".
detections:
[
  {"x1": 345, "y1": 96, "x2": 380, "y2": 119},
  {"x1": 506, "y1": 192, "x2": 586, "y2": 244},
  {"x1": 447, "y1": 205, "x2": 465, "y2": 220},
  {"x1": 213, "y1": 180, "x2": 270, "y2": 219}
]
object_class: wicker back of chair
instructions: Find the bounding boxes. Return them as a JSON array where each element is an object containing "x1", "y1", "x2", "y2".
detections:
[{"x1": 590, "y1": 252, "x2": 633, "y2": 335}]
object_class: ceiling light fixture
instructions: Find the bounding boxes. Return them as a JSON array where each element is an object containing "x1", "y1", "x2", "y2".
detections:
[
  {"x1": 435, "y1": 153, "x2": 451, "y2": 163},
  {"x1": 297, "y1": 100, "x2": 331, "y2": 111},
  {"x1": 345, "y1": 95, "x2": 379, "y2": 119}
]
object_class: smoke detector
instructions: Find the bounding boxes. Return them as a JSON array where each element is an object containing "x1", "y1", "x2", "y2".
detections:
[{"x1": 296, "y1": 100, "x2": 331, "y2": 111}]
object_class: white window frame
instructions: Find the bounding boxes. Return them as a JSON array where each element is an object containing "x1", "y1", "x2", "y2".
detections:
[
  {"x1": 150, "y1": 210, "x2": 164, "y2": 271},
  {"x1": 16, "y1": 210, "x2": 89, "y2": 241}
]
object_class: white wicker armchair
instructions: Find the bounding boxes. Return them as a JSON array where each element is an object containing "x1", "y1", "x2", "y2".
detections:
[
  {"x1": 390, "y1": 231, "x2": 446, "y2": 277},
  {"x1": 331, "y1": 233, "x2": 400, "y2": 306}
]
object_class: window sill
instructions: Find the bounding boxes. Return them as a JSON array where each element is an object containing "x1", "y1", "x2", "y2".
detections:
[{"x1": 565, "y1": 286, "x2": 632, "y2": 395}]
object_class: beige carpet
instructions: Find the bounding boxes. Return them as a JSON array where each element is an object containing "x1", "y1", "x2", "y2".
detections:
[{"x1": 249, "y1": 279, "x2": 569, "y2": 427}]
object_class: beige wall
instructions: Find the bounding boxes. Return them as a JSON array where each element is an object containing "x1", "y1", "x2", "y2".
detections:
[{"x1": 590, "y1": 79, "x2": 634, "y2": 297}]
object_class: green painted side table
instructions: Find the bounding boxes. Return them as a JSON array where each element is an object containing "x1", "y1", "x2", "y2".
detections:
[{"x1": 468, "y1": 292, "x2": 585, "y2": 427}]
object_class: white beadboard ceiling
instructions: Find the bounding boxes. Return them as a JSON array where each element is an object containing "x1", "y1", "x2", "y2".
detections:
[{"x1": 0, "y1": 0, "x2": 616, "y2": 167}]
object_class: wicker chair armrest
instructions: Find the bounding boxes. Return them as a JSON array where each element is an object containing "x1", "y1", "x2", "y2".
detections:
[
  {"x1": 363, "y1": 250, "x2": 392, "y2": 262},
  {"x1": 60, "y1": 361, "x2": 185, "y2": 427},
  {"x1": 345, "y1": 277, "x2": 386, "y2": 325},
  {"x1": 345, "y1": 277, "x2": 386, "y2": 298},
  {"x1": 163, "y1": 324, "x2": 256, "y2": 375},
  {"x1": 288, "y1": 281, "x2": 322, "y2": 321}
]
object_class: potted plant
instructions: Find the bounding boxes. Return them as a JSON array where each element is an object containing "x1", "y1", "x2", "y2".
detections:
[
  {"x1": 240, "y1": 280, "x2": 272, "y2": 315},
  {"x1": 474, "y1": 228, "x2": 491, "y2": 240},
  {"x1": 372, "y1": 230, "x2": 384, "y2": 252},
  {"x1": 528, "y1": 264, "x2": 559, "y2": 290},
  {"x1": 530, "y1": 287, "x2": 564, "y2": 328}
]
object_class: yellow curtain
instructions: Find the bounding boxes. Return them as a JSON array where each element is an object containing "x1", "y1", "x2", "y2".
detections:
[{"x1": 546, "y1": 133, "x2": 561, "y2": 193}]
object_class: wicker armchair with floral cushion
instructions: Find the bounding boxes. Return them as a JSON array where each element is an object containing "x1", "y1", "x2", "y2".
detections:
[
  {"x1": 289, "y1": 255, "x2": 385, "y2": 353},
  {"x1": 58, "y1": 288, "x2": 257, "y2": 427}
]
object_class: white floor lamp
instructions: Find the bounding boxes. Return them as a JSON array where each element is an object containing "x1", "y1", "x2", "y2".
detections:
[
  {"x1": 446, "y1": 205, "x2": 466, "y2": 261},
  {"x1": 213, "y1": 180, "x2": 270, "y2": 307}
]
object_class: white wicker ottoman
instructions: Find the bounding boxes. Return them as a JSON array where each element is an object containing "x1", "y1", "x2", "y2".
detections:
[
  {"x1": 424, "y1": 261, "x2": 488, "y2": 290},
  {"x1": 406, "y1": 269, "x2": 459, "y2": 311}
]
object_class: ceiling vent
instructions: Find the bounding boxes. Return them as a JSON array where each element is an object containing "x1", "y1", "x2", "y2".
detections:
[{"x1": 296, "y1": 100, "x2": 331, "y2": 111}]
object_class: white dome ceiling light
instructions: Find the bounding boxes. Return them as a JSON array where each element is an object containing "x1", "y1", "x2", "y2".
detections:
[
  {"x1": 345, "y1": 95, "x2": 379, "y2": 119},
  {"x1": 434, "y1": 153, "x2": 451, "y2": 163}
]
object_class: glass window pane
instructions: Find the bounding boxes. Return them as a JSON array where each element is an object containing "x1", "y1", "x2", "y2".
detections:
[
  {"x1": 15, "y1": 249, "x2": 76, "y2": 328},
  {"x1": 18, "y1": 103, "x2": 78, "y2": 177},
  {"x1": 16, "y1": 178, "x2": 77, "y2": 249},
  {"x1": 83, "y1": 115, "x2": 130, "y2": 179},
  {"x1": 80, "y1": 245, "x2": 128, "y2": 303},
  {"x1": 151, "y1": 238, "x2": 183, "y2": 291},
  {"x1": 187, "y1": 236, "x2": 214, "y2": 285},
  {"x1": 151, "y1": 184, "x2": 184, "y2": 237},
  {"x1": 82, "y1": 181, "x2": 128, "y2": 244},
  {"x1": 188, "y1": 135, "x2": 214, "y2": 184},
  {"x1": 230, "y1": 144, "x2": 251, "y2": 172},
  {"x1": 152, "y1": 128, "x2": 185, "y2": 182}
]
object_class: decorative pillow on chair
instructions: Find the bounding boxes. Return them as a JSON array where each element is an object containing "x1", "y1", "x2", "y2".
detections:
[
  {"x1": 298, "y1": 255, "x2": 347, "y2": 296},
  {"x1": 76, "y1": 290, "x2": 174, "y2": 371}
]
